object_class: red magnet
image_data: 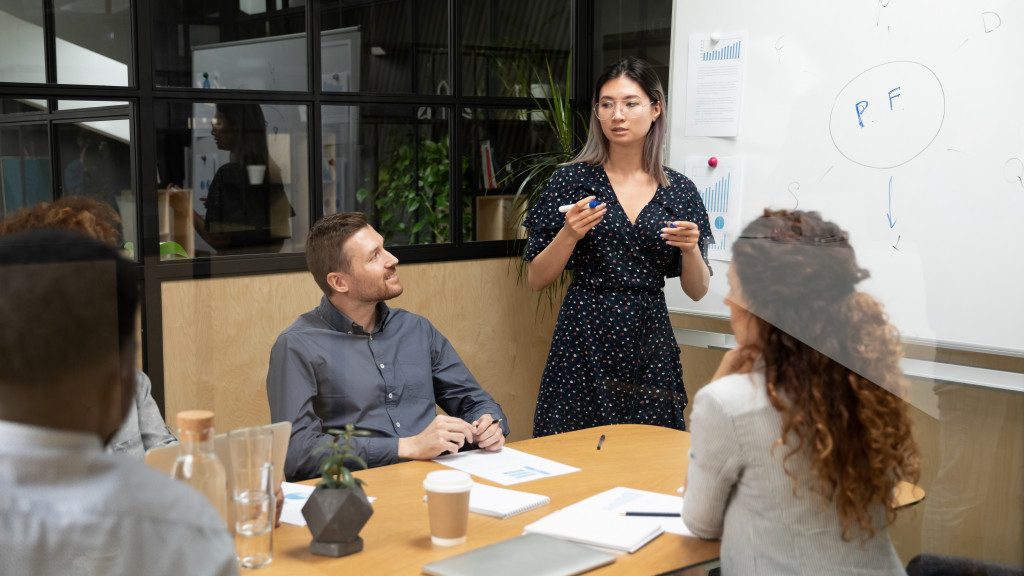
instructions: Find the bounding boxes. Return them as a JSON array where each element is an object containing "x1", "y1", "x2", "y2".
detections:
[{"x1": 708, "y1": 157, "x2": 718, "y2": 168}]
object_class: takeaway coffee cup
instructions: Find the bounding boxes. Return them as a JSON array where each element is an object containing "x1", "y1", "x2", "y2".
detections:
[
  {"x1": 245, "y1": 164, "x2": 266, "y2": 185},
  {"x1": 423, "y1": 470, "x2": 472, "y2": 546}
]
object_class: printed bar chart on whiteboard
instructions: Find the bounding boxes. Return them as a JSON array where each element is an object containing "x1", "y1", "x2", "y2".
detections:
[
  {"x1": 685, "y1": 30, "x2": 748, "y2": 136},
  {"x1": 685, "y1": 155, "x2": 743, "y2": 261}
]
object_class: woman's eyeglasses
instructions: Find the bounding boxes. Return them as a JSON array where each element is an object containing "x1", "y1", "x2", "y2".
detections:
[{"x1": 594, "y1": 99, "x2": 656, "y2": 121}]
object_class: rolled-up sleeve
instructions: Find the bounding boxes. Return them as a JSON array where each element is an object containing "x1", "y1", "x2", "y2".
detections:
[{"x1": 683, "y1": 388, "x2": 742, "y2": 540}]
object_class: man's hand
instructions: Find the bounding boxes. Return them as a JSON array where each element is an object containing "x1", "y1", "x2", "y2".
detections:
[
  {"x1": 471, "y1": 415, "x2": 506, "y2": 451},
  {"x1": 397, "y1": 415, "x2": 474, "y2": 460}
]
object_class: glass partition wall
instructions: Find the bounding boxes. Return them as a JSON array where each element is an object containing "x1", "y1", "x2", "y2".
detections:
[{"x1": 0, "y1": 0, "x2": 596, "y2": 400}]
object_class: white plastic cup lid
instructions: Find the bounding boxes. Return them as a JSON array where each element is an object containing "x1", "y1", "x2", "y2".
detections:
[{"x1": 423, "y1": 470, "x2": 472, "y2": 493}]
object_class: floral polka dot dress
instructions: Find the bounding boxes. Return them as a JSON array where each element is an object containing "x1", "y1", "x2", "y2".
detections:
[{"x1": 523, "y1": 163, "x2": 713, "y2": 437}]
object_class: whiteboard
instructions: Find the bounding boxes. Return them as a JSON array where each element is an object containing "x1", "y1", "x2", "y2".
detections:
[{"x1": 665, "y1": 0, "x2": 1024, "y2": 356}]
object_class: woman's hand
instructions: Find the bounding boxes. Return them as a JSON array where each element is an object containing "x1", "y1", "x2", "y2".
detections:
[
  {"x1": 563, "y1": 196, "x2": 606, "y2": 241},
  {"x1": 661, "y1": 220, "x2": 701, "y2": 254},
  {"x1": 712, "y1": 346, "x2": 758, "y2": 381}
]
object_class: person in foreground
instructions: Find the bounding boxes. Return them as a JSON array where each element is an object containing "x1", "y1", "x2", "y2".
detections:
[
  {"x1": 0, "y1": 196, "x2": 178, "y2": 458},
  {"x1": 682, "y1": 209, "x2": 920, "y2": 575},
  {"x1": 523, "y1": 56, "x2": 713, "y2": 437},
  {"x1": 0, "y1": 230, "x2": 236, "y2": 576},
  {"x1": 267, "y1": 212, "x2": 508, "y2": 481}
]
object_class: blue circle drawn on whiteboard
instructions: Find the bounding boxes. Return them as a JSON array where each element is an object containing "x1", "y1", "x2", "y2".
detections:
[
  {"x1": 829, "y1": 61, "x2": 945, "y2": 169},
  {"x1": 715, "y1": 216, "x2": 725, "y2": 229}
]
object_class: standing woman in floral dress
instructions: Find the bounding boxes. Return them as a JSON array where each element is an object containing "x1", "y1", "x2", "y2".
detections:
[{"x1": 523, "y1": 57, "x2": 713, "y2": 437}]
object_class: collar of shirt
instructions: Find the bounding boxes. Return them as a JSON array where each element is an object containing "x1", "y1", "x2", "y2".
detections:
[
  {"x1": 0, "y1": 418, "x2": 102, "y2": 452},
  {"x1": 317, "y1": 295, "x2": 392, "y2": 335}
]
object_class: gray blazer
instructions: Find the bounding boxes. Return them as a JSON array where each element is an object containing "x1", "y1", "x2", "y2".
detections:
[
  {"x1": 106, "y1": 371, "x2": 178, "y2": 458},
  {"x1": 683, "y1": 369, "x2": 905, "y2": 575}
]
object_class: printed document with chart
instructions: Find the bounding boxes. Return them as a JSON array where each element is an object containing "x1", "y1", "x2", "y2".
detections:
[
  {"x1": 685, "y1": 31, "x2": 748, "y2": 136},
  {"x1": 685, "y1": 155, "x2": 743, "y2": 261},
  {"x1": 433, "y1": 447, "x2": 579, "y2": 486}
]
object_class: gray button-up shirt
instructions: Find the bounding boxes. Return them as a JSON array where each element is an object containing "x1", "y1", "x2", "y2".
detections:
[{"x1": 267, "y1": 296, "x2": 508, "y2": 481}]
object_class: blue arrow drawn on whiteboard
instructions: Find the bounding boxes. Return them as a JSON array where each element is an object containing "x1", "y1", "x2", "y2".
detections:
[{"x1": 886, "y1": 176, "x2": 897, "y2": 228}]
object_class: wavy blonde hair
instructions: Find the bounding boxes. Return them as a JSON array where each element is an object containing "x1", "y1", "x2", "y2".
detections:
[{"x1": 732, "y1": 209, "x2": 920, "y2": 542}]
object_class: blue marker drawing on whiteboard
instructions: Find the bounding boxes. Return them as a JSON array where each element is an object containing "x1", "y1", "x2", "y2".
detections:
[
  {"x1": 856, "y1": 100, "x2": 869, "y2": 127},
  {"x1": 888, "y1": 87, "x2": 901, "y2": 109},
  {"x1": 558, "y1": 200, "x2": 601, "y2": 213},
  {"x1": 886, "y1": 176, "x2": 897, "y2": 228}
]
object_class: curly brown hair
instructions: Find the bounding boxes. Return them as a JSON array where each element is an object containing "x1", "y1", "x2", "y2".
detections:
[
  {"x1": 732, "y1": 209, "x2": 920, "y2": 542},
  {"x1": 0, "y1": 196, "x2": 121, "y2": 245}
]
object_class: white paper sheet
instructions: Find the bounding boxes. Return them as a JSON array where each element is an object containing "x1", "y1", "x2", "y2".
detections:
[
  {"x1": 685, "y1": 155, "x2": 744, "y2": 261},
  {"x1": 279, "y1": 482, "x2": 376, "y2": 527},
  {"x1": 564, "y1": 486, "x2": 693, "y2": 537},
  {"x1": 432, "y1": 447, "x2": 580, "y2": 486},
  {"x1": 685, "y1": 31, "x2": 749, "y2": 137}
]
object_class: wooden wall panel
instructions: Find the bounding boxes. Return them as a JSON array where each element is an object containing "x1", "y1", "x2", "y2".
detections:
[{"x1": 161, "y1": 258, "x2": 559, "y2": 443}]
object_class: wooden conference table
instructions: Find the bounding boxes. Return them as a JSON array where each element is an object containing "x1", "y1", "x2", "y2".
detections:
[{"x1": 264, "y1": 424, "x2": 924, "y2": 575}]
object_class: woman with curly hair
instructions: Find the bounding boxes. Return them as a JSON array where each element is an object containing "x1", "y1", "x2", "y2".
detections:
[
  {"x1": 682, "y1": 209, "x2": 920, "y2": 574},
  {"x1": 0, "y1": 195, "x2": 121, "y2": 244},
  {"x1": 0, "y1": 196, "x2": 179, "y2": 458}
]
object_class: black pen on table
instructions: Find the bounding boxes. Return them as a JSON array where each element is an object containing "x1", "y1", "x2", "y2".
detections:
[
  {"x1": 596, "y1": 434, "x2": 605, "y2": 450},
  {"x1": 620, "y1": 511, "x2": 681, "y2": 517}
]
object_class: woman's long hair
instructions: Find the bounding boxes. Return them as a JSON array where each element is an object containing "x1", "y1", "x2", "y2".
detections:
[
  {"x1": 215, "y1": 103, "x2": 282, "y2": 184},
  {"x1": 571, "y1": 57, "x2": 669, "y2": 187},
  {"x1": 732, "y1": 209, "x2": 920, "y2": 542}
]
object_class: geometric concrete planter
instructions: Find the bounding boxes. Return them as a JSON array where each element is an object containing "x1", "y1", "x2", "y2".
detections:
[{"x1": 301, "y1": 484, "x2": 374, "y2": 557}]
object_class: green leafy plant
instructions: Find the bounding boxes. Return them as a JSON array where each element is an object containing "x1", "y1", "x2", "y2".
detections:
[
  {"x1": 160, "y1": 241, "x2": 189, "y2": 259},
  {"x1": 357, "y1": 134, "x2": 471, "y2": 245},
  {"x1": 122, "y1": 240, "x2": 189, "y2": 260},
  {"x1": 313, "y1": 423, "x2": 371, "y2": 490},
  {"x1": 504, "y1": 56, "x2": 589, "y2": 313}
]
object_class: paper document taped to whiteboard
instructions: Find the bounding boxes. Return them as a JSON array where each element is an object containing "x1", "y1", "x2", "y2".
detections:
[
  {"x1": 685, "y1": 31, "x2": 748, "y2": 137},
  {"x1": 685, "y1": 155, "x2": 743, "y2": 261}
]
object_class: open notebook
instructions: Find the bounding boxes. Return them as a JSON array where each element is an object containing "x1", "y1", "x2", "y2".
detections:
[{"x1": 523, "y1": 507, "x2": 663, "y2": 554}]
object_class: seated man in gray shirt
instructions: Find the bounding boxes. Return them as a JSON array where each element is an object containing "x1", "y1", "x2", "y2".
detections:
[{"x1": 267, "y1": 212, "x2": 508, "y2": 481}]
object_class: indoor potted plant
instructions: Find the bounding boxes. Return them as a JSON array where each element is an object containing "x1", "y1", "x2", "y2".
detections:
[
  {"x1": 301, "y1": 424, "x2": 374, "y2": 557},
  {"x1": 504, "y1": 56, "x2": 589, "y2": 313}
]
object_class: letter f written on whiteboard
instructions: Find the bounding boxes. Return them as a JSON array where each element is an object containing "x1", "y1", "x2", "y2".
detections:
[{"x1": 888, "y1": 86, "x2": 902, "y2": 109}]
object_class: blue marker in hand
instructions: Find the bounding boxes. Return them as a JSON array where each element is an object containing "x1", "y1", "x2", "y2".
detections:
[{"x1": 559, "y1": 200, "x2": 601, "y2": 213}]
